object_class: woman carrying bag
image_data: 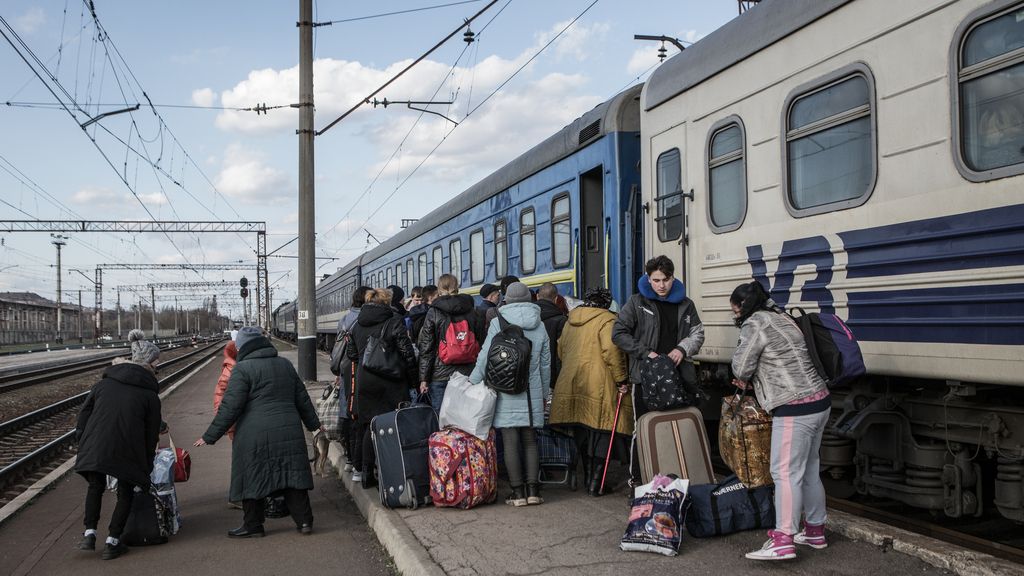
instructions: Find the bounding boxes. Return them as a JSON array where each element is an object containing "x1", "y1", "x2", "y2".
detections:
[
  {"x1": 346, "y1": 288, "x2": 418, "y2": 487},
  {"x1": 729, "y1": 281, "x2": 830, "y2": 561}
]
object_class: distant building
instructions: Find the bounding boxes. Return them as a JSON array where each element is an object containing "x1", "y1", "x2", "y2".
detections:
[{"x1": 0, "y1": 292, "x2": 88, "y2": 345}]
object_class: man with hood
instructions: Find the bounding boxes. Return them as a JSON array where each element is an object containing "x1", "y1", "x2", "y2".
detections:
[
  {"x1": 535, "y1": 282, "x2": 567, "y2": 387},
  {"x1": 387, "y1": 285, "x2": 407, "y2": 316},
  {"x1": 75, "y1": 328, "x2": 162, "y2": 560},
  {"x1": 612, "y1": 255, "x2": 704, "y2": 485},
  {"x1": 417, "y1": 274, "x2": 484, "y2": 409}
]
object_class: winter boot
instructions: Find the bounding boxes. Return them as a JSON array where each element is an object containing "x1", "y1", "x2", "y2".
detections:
[
  {"x1": 794, "y1": 522, "x2": 828, "y2": 549},
  {"x1": 745, "y1": 530, "x2": 797, "y2": 560}
]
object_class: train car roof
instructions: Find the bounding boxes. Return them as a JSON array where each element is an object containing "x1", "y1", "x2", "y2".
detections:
[
  {"x1": 355, "y1": 84, "x2": 643, "y2": 267},
  {"x1": 644, "y1": 0, "x2": 854, "y2": 111}
]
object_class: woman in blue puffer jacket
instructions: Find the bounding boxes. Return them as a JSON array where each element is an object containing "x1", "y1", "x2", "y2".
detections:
[{"x1": 469, "y1": 282, "x2": 550, "y2": 507}]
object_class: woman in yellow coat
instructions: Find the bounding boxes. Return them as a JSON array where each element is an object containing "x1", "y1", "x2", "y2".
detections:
[{"x1": 549, "y1": 288, "x2": 633, "y2": 496}]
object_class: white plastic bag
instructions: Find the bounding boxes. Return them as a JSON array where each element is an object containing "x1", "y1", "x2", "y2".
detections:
[
  {"x1": 620, "y1": 475, "x2": 690, "y2": 556},
  {"x1": 439, "y1": 372, "x2": 497, "y2": 440}
]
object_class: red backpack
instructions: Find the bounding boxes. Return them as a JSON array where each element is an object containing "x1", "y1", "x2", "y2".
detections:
[{"x1": 437, "y1": 316, "x2": 480, "y2": 365}]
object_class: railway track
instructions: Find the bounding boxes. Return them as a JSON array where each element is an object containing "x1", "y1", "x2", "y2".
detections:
[
  {"x1": 0, "y1": 339, "x2": 226, "y2": 508},
  {"x1": 0, "y1": 337, "x2": 214, "y2": 394}
]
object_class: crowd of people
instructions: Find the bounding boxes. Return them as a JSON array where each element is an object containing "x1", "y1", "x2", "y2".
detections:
[{"x1": 72, "y1": 254, "x2": 832, "y2": 563}]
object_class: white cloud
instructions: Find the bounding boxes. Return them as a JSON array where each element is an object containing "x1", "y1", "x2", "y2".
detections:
[
  {"x1": 538, "y1": 20, "x2": 610, "y2": 62},
  {"x1": 213, "y1": 143, "x2": 291, "y2": 204},
  {"x1": 192, "y1": 88, "x2": 215, "y2": 108},
  {"x1": 626, "y1": 46, "x2": 662, "y2": 76},
  {"x1": 137, "y1": 192, "x2": 168, "y2": 206},
  {"x1": 15, "y1": 8, "x2": 45, "y2": 34},
  {"x1": 282, "y1": 212, "x2": 298, "y2": 225},
  {"x1": 70, "y1": 186, "x2": 121, "y2": 207}
]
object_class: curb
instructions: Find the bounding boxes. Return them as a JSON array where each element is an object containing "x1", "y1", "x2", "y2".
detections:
[
  {"x1": 326, "y1": 440, "x2": 445, "y2": 576},
  {"x1": 826, "y1": 510, "x2": 1023, "y2": 576}
]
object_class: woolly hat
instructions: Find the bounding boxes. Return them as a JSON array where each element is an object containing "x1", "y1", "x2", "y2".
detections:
[
  {"x1": 504, "y1": 282, "x2": 532, "y2": 304},
  {"x1": 128, "y1": 329, "x2": 160, "y2": 365},
  {"x1": 234, "y1": 326, "x2": 263, "y2": 351},
  {"x1": 479, "y1": 283, "x2": 499, "y2": 299}
]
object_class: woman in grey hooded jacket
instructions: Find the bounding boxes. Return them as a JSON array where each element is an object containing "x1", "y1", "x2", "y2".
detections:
[
  {"x1": 729, "y1": 281, "x2": 830, "y2": 562},
  {"x1": 469, "y1": 282, "x2": 550, "y2": 507}
]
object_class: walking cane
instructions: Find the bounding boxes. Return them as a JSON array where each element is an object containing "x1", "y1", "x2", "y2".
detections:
[{"x1": 599, "y1": 390, "x2": 626, "y2": 494}]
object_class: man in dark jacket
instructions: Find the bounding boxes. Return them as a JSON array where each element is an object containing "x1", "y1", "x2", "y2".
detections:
[
  {"x1": 75, "y1": 329, "x2": 162, "y2": 560},
  {"x1": 417, "y1": 274, "x2": 483, "y2": 409},
  {"x1": 612, "y1": 255, "x2": 705, "y2": 483},
  {"x1": 196, "y1": 326, "x2": 322, "y2": 538},
  {"x1": 536, "y1": 283, "x2": 567, "y2": 387},
  {"x1": 406, "y1": 284, "x2": 437, "y2": 345}
]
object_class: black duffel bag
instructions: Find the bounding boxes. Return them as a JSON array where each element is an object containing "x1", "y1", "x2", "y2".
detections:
[{"x1": 684, "y1": 475, "x2": 775, "y2": 538}]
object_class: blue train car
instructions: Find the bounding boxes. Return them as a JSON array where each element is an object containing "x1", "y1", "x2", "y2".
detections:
[{"x1": 280, "y1": 85, "x2": 644, "y2": 349}]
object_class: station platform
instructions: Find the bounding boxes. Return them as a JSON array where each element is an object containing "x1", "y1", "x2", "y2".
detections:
[
  {"x1": 2, "y1": 345, "x2": 1020, "y2": 576},
  {"x1": 0, "y1": 345, "x2": 392, "y2": 576}
]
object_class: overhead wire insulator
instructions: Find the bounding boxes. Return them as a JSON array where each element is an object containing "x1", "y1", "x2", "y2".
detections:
[
  {"x1": 463, "y1": 20, "x2": 475, "y2": 44},
  {"x1": 658, "y1": 43, "x2": 668, "y2": 62}
]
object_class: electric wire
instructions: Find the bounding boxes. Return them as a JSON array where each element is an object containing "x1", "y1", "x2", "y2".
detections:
[
  {"x1": 327, "y1": 0, "x2": 600, "y2": 258},
  {"x1": 316, "y1": 0, "x2": 484, "y2": 26}
]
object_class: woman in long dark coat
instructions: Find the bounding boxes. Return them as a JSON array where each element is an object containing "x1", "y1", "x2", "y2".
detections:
[
  {"x1": 346, "y1": 288, "x2": 417, "y2": 487},
  {"x1": 75, "y1": 329, "x2": 162, "y2": 560},
  {"x1": 195, "y1": 327, "x2": 322, "y2": 538}
]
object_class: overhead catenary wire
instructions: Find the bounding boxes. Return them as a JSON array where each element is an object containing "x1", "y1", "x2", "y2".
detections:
[
  {"x1": 327, "y1": 0, "x2": 602, "y2": 258},
  {"x1": 315, "y1": 0, "x2": 485, "y2": 26}
]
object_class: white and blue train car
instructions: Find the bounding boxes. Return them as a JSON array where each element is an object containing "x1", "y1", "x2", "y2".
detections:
[
  {"x1": 278, "y1": 85, "x2": 644, "y2": 349},
  {"x1": 641, "y1": 0, "x2": 1024, "y2": 521}
]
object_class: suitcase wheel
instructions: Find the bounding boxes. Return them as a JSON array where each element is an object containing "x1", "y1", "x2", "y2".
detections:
[{"x1": 569, "y1": 470, "x2": 578, "y2": 492}]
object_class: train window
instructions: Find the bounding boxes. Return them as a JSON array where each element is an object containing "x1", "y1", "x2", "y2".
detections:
[
  {"x1": 707, "y1": 119, "x2": 747, "y2": 232},
  {"x1": 418, "y1": 252, "x2": 428, "y2": 285},
  {"x1": 470, "y1": 229, "x2": 485, "y2": 284},
  {"x1": 406, "y1": 258, "x2": 414, "y2": 287},
  {"x1": 395, "y1": 264, "x2": 402, "y2": 291},
  {"x1": 449, "y1": 239, "x2": 461, "y2": 279},
  {"x1": 552, "y1": 194, "x2": 571, "y2": 267},
  {"x1": 520, "y1": 208, "x2": 536, "y2": 275},
  {"x1": 954, "y1": 3, "x2": 1024, "y2": 180},
  {"x1": 433, "y1": 246, "x2": 443, "y2": 283},
  {"x1": 494, "y1": 219, "x2": 508, "y2": 278},
  {"x1": 387, "y1": 266, "x2": 393, "y2": 288},
  {"x1": 783, "y1": 65, "x2": 875, "y2": 215},
  {"x1": 655, "y1": 149, "x2": 683, "y2": 241}
]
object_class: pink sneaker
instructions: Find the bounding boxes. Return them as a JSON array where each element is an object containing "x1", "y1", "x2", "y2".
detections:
[
  {"x1": 745, "y1": 530, "x2": 797, "y2": 560},
  {"x1": 794, "y1": 523, "x2": 828, "y2": 549}
]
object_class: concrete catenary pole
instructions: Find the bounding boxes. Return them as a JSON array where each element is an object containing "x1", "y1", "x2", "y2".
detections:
[
  {"x1": 116, "y1": 289, "x2": 121, "y2": 339},
  {"x1": 51, "y1": 234, "x2": 67, "y2": 342},
  {"x1": 150, "y1": 286, "x2": 157, "y2": 338},
  {"x1": 297, "y1": 0, "x2": 317, "y2": 380}
]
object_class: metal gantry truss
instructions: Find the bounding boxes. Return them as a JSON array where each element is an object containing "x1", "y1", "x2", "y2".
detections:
[{"x1": 0, "y1": 220, "x2": 271, "y2": 333}]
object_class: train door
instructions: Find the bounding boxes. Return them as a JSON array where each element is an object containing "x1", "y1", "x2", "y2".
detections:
[
  {"x1": 648, "y1": 124, "x2": 688, "y2": 284},
  {"x1": 579, "y1": 166, "x2": 605, "y2": 291}
]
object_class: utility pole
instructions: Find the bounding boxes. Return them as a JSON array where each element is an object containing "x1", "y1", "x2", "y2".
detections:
[
  {"x1": 77, "y1": 290, "x2": 83, "y2": 343},
  {"x1": 150, "y1": 286, "x2": 157, "y2": 338},
  {"x1": 174, "y1": 296, "x2": 179, "y2": 334},
  {"x1": 116, "y1": 289, "x2": 122, "y2": 339},
  {"x1": 297, "y1": 0, "x2": 317, "y2": 380},
  {"x1": 50, "y1": 234, "x2": 68, "y2": 343}
]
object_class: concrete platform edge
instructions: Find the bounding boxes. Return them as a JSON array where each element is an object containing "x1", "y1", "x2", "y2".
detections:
[
  {"x1": 826, "y1": 510, "x2": 1022, "y2": 576},
  {"x1": 327, "y1": 440, "x2": 445, "y2": 576}
]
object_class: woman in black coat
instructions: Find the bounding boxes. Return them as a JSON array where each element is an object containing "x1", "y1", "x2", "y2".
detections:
[
  {"x1": 195, "y1": 327, "x2": 322, "y2": 538},
  {"x1": 346, "y1": 288, "x2": 417, "y2": 486},
  {"x1": 74, "y1": 330, "x2": 162, "y2": 560}
]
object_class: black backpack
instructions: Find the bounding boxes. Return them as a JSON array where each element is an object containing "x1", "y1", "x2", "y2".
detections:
[{"x1": 483, "y1": 311, "x2": 532, "y2": 397}]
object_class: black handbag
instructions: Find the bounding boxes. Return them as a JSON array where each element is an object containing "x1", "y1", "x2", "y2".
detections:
[{"x1": 361, "y1": 318, "x2": 404, "y2": 381}]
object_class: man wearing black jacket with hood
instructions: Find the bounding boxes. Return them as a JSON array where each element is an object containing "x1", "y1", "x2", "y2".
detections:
[
  {"x1": 417, "y1": 274, "x2": 484, "y2": 409},
  {"x1": 75, "y1": 329, "x2": 162, "y2": 560}
]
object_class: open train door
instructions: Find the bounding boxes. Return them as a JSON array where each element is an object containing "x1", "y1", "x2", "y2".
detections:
[
  {"x1": 579, "y1": 165, "x2": 606, "y2": 292},
  {"x1": 647, "y1": 123, "x2": 689, "y2": 284}
]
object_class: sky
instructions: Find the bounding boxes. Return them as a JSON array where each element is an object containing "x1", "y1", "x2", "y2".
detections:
[{"x1": 0, "y1": 0, "x2": 739, "y2": 320}]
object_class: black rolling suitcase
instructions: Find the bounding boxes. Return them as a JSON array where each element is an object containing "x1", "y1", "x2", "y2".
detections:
[{"x1": 370, "y1": 403, "x2": 438, "y2": 509}]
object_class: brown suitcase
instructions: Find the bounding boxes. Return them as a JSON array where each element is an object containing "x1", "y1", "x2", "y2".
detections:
[{"x1": 636, "y1": 407, "x2": 715, "y2": 484}]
